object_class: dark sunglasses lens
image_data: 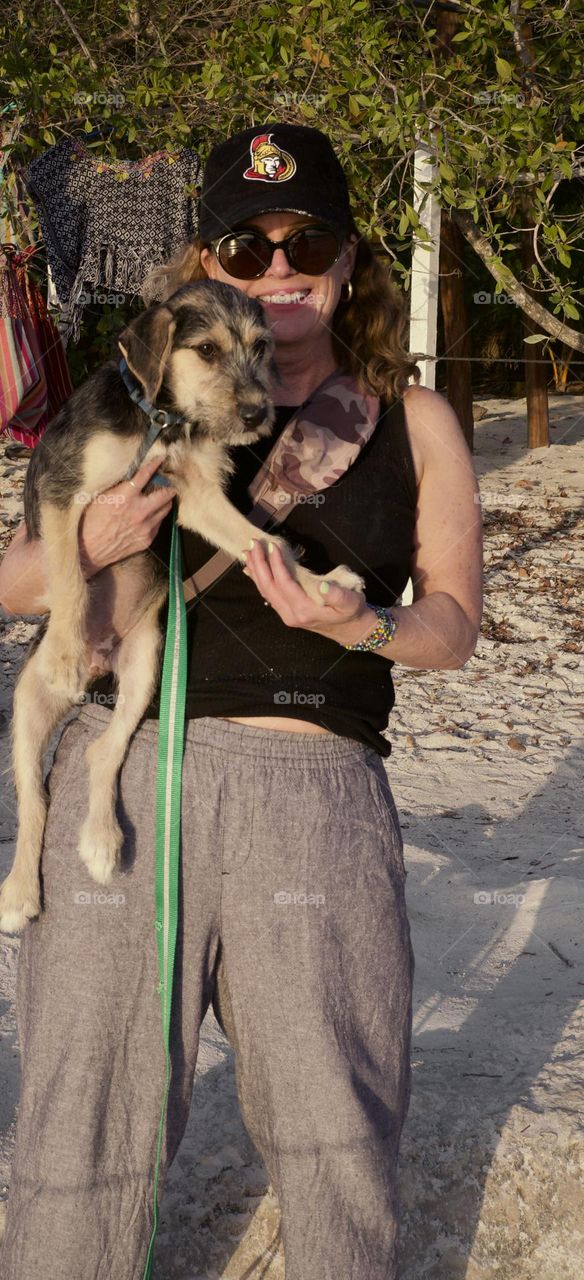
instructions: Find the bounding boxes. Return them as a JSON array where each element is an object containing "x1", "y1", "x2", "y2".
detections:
[
  {"x1": 291, "y1": 228, "x2": 340, "y2": 274},
  {"x1": 216, "y1": 234, "x2": 271, "y2": 279}
]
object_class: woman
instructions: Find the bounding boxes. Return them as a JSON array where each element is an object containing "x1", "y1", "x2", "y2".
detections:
[{"x1": 0, "y1": 124, "x2": 482, "y2": 1279}]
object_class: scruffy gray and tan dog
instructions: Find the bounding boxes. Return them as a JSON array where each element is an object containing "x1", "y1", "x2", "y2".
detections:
[{"x1": 0, "y1": 279, "x2": 364, "y2": 934}]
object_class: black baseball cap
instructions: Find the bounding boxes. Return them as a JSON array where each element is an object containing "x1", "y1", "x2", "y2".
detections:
[{"x1": 199, "y1": 123, "x2": 352, "y2": 243}]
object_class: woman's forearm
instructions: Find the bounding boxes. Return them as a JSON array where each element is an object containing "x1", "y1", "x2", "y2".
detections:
[
  {"x1": 328, "y1": 591, "x2": 479, "y2": 670},
  {"x1": 0, "y1": 456, "x2": 176, "y2": 619},
  {"x1": 0, "y1": 521, "x2": 100, "y2": 617},
  {"x1": 0, "y1": 524, "x2": 51, "y2": 616}
]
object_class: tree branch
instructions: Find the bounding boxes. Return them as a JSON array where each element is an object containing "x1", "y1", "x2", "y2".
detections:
[
  {"x1": 509, "y1": 0, "x2": 536, "y2": 70},
  {"x1": 50, "y1": 0, "x2": 98, "y2": 70},
  {"x1": 450, "y1": 207, "x2": 584, "y2": 352}
]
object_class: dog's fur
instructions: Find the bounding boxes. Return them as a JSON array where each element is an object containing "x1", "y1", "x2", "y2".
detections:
[{"x1": 0, "y1": 280, "x2": 364, "y2": 933}]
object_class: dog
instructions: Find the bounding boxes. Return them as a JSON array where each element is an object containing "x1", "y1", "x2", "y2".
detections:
[{"x1": 0, "y1": 279, "x2": 365, "y2": 933}]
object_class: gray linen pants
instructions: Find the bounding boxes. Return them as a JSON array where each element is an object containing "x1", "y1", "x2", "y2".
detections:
[{"x1": 1, "y1": 704, "x2": 414, "y2": 1280}]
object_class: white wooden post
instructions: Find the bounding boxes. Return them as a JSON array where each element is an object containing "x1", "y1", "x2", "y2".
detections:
[
  {"x1": 399, "y1": 145, "x2": 441, "y2": 609},
  {"x1": 409, "y1": 143, "x2": 441, "y2": 390}
]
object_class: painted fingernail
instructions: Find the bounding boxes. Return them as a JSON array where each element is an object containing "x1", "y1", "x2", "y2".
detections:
[
  {"x1": 320, "y1": 581, "x2": 330, "y2": 594},
  {"x1": 242, "y1": 567, "x2": 251, "y2": 577},
  {"x1": 248, "y1": 539, "x2": 256, "y2": 549},
  {"x1": 267, "y1": 541, "x2": 274, "y2": 553},
  {"x1": 241, "y1": 550, "x2": 248, "y2": 563}
]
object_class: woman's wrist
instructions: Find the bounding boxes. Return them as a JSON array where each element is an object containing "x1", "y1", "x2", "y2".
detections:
[
  {"x1": 341, "y1": 604, "x2": 397, "y2": 651},
  {"x1": 317, "y1": 601, "x2": 385, "y2": 648},
  {"x1": 327, "y1": 593, "x2": 478, "y2": 670}
]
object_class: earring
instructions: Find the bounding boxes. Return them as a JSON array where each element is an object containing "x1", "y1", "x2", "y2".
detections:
[{"x1": 340, "y1": 279, "x2": 353, "y2": 303}]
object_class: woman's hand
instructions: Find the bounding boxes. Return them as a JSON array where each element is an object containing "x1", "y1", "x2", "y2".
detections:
[
  {"x1": 79, "y1": 455, "x2": 177, "y2": 673},
  {"x1": 78, "y1": 455, "x2": 178, "y2": 576},
  {"x1": 242, "y1": 538, "x2": 377, "y2": 647}
]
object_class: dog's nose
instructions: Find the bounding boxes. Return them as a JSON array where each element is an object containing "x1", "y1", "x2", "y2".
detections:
[{"x1": 239, "y1": 404, "x2": 267, "y2": 429}]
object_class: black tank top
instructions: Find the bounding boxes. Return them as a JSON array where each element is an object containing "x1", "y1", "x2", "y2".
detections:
[{"x1": 89, "y1": 395, "x2": 417, "y2": 757}]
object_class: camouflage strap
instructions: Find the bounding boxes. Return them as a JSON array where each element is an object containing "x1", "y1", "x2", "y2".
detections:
[
  {"x1": 182, "y1": 497, "x2": 297, "y2": 603},
  {"x1": 182, "y1": 369, "x2": 380, "y2": 604},
  {"x1": 248, "y1": 369, "x2": 380, "y2": 505}
]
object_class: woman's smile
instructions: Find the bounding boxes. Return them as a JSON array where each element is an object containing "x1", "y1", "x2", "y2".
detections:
[{"x1": 257, "y1": 286, "x2": 312, "y2": 308}]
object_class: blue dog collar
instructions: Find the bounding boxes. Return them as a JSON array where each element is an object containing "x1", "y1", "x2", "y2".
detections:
[
  {"x1": 119, "y1": 356, "x2": 185, "y2": 486},
  {"x1": 118, "y1": 357, "x2": 186, "y2": 430}
]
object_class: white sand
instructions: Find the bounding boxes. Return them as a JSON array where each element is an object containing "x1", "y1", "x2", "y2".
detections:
[{"x1": 0, "y1": 394, "x2": 582, "y2": 1278}]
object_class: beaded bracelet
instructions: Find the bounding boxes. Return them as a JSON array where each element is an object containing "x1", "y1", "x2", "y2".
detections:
[{"x1": 342, "y1": 604, "x2": 398, "y2": 652}]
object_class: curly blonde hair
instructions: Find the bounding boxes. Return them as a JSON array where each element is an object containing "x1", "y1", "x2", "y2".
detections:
[{"x1": 142, "y1": 215, "x2": 420, "y2": 403}]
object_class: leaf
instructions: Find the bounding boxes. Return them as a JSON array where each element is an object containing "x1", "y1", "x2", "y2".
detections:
[
  {"x1": 495, "y1": 56, "x2": 514, "y2": 82},
  {"x1": 558, "y1": 156, "x2": 574, "y2": 178},
  {"x1": 302, "y1": 34, "x2": 330, "y2": 66},
  {"x1": 523, "y1": 334, "x2": 548, "y2": 343},
  {"x1": 438, "y1": 160, "x2": 456, "y2": 181}
]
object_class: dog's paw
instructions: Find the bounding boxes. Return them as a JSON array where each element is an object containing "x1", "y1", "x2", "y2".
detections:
[
  {"x1": 265, "y1": 534, "x2": 303, "y2": 569},
  {"x1": 292, "y1": 565, "x2": 329, "y2": 606},
  {"x1": 78, "y1": 819, "x2": 123, "y2": 886},
  {"x1": 294, "y1": 562, "x2": 366, "y2": 606},
  {"x1": 0, "y1": 873, "x2": 41, "y2": 934},
  {"x1": 321, "y1": 564, "x2": 366, "y2": 595}
]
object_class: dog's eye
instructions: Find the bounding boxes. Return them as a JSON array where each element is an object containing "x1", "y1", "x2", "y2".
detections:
[
  {"x1": 196, "y1": 342, "x2": 217, "y2": 360},
  {"x1": 253, "y1": 339, "x2": 269, "y2": 360}
]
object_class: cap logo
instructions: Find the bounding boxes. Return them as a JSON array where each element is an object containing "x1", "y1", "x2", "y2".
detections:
[{"x1": 243, "y1": 132, "x2": 296, "y2": 183}]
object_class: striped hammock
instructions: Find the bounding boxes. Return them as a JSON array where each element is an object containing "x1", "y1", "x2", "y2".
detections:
[{"x1": 0, "y1": 244, "x2": 72, "y2": 448}]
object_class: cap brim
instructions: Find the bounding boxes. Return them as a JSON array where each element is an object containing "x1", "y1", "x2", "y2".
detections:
[{"x1": 201, "y1": 204, "x2": 349, "y2": 242}]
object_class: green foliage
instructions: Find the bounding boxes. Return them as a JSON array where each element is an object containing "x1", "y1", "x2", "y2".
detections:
[{"x1": 0, "y1": 0, "x2": 582, "y2": 352}]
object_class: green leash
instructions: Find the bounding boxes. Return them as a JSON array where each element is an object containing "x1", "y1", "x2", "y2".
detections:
[{"x1": 142, "y1": 503, "x2": 187, "y2": 1279}]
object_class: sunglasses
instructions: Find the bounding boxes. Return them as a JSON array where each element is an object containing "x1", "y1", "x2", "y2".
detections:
[{"x1": 209, "y1": 225, "x2": 343, "y2": 280}]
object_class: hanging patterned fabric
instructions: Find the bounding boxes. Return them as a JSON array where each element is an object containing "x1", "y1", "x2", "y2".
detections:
[
  {"x1": 0, "y1": 246, "x2": 47, "y2": 447},
  {"x1": 22, "y1": 139, "x2": 201, "y2": 343},
  {"x1": 0, "y1": 245, "x2": 73, "y2": 447},
  {"x1": 14, "y1": 246, "x2": 73, "y2": 421}
]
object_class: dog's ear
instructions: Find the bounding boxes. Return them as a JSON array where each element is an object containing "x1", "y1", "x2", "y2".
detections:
[{"x1": 118, "y1": 305, "x2": 177, "y2": 403}]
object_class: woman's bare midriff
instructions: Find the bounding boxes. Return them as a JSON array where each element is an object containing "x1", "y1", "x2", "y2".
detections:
[{"x1": 221, "y1": 715, "x2": 331, "y2": 733}]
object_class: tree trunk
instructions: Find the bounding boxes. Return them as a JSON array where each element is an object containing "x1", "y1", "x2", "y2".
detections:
[
  {"x1": 520, "y1": 224, "x2": 550, "y2": 448},
  {"x1": 439, "y1": 212, "x2": 474, "y2": 449}
]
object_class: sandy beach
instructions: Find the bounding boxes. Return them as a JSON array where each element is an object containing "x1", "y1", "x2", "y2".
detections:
[{"x1": 0, "y1": 392, "x2": 582, "y2": 1278}]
